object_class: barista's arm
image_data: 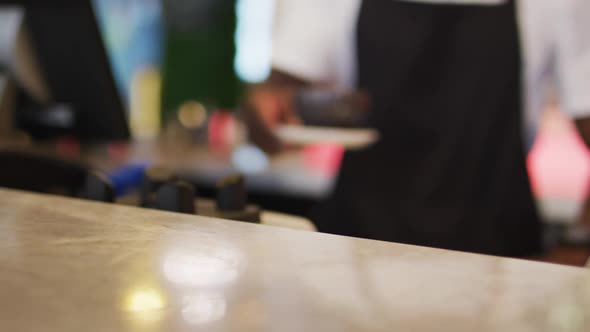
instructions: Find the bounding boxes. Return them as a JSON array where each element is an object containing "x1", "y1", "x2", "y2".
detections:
[{"x1": 557, "y1": 0, "x2": 590, "y2": 224}]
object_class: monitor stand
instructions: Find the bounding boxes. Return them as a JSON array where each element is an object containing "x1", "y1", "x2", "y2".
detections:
[
  {"x1": 0, "y1": 73, "x2": 31, "y2": 145},
  {"x1": 0, "y1": 73, "x2": 16, "y2": 137},
  {"x1": 0, "y1": 7, "x2": 44, "y2": 145}
]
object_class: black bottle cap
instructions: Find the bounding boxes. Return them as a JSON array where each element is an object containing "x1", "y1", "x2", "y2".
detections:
[
  {"x1": 80, "y1": 171, "x2": 115, "y2": 203},
  {"x1": 155, "y1": 180, "x2": 196, "y2": 214},
  {"x1": 140, "y1": 166, "x2": 177, "y2": 207},
  {"x1": 216, "y1": 173, "x2": 246, "y2": 212}
]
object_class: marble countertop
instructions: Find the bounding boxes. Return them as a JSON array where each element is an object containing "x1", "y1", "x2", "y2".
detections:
[{"x1": 0, "y1": 188, "x2": 589, "y2": 331}]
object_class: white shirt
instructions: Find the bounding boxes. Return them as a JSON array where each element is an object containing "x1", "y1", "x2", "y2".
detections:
[{"x1": 271, "y1": 0, "x2": 590, "y2": 139}]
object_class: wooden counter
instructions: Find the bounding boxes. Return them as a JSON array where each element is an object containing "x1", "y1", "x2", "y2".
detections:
[{"x1": 0, "y1": 188, "x2": 589, "y2": 331}]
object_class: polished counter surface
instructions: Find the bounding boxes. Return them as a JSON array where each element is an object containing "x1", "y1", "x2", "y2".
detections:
[{"x1": 0, "y1": 189, "x2": 589, "y2": 332}]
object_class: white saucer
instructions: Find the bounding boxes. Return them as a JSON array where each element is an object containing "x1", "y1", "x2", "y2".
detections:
[{"x1": 276, "y1": 125, "x2": 379, "y2": 150}]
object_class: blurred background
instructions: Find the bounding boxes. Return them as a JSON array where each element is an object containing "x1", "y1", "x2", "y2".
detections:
[
  {"x1": 91, "y1": 0, "x2": 590, "y2": 225},
  {"x1": 1, "y1": 0, "x2": 589, "y2": 263}
]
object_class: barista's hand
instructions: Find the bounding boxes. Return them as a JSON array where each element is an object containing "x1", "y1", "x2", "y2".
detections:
[{"x1": 242, "y1": 71, "x2": 305, "y2": 154}]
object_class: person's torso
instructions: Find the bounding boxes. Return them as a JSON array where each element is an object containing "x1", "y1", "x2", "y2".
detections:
[{"x1": 314, "y1": 0, "x2": 543, "y2": 256}]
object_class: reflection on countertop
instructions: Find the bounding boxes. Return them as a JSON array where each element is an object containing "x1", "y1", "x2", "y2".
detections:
[{"x1": 0, "y1": 188, "x2": 589, "y2": 331}]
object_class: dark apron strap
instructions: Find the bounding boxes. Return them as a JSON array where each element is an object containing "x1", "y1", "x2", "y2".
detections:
[{"x1": 313, "y1": 0, "x2": 543, "y2": 257}]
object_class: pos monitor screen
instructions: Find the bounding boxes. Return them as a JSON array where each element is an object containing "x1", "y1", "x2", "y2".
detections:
[{"x1": 9, "y1": 0, "x2": 129, "y2": 141}]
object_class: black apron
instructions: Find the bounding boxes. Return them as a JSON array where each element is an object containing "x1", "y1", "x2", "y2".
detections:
[{"x1": 313, "y1": 0, "x2": 543, "y2": 257}]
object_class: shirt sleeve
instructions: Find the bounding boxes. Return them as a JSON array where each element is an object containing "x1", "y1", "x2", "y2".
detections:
[
  {"x1": 556, "y1": 0, "x2": 590, "y2": 118},
  {"x1": 271, "y1": 0, "x2": 511, "y2": 87},
  {"x1": 271, "y1": 0, "x2": 359, "y2": 86}
]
